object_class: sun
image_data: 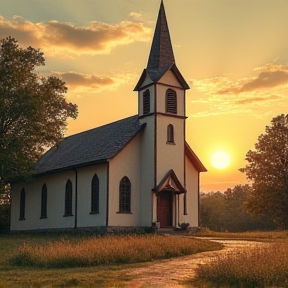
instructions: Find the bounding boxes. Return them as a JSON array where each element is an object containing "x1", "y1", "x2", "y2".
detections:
[{"x1": 211, "y1": 151, "x2": 231, "y2": 170}]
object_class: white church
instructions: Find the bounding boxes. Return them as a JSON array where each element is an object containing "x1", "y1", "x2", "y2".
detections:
[{"x1": 10, "y1": 1, "x2": 206, "y2": 232}]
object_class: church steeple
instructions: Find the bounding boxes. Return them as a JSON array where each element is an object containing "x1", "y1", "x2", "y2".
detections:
[
  {"x1": 146, "y1": 0, "x2": 175, "y2": 81},
  {"x1": 134, "y1": 0, "x2": 189, "y2": 91}
]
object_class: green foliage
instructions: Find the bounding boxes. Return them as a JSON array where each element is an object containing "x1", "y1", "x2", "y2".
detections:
[
  {"x1": 0, "y1": 37, "x2": 78, "y2": 182},
  {"x1": 200, "y1": 185, "x2": 276, "y2": 232},
  {"x1": 241, "y1": 114, "x2": 288, "y2": 228},
  {"x1": 0, "y1": 184, "x2": 10, "y2": 233}
]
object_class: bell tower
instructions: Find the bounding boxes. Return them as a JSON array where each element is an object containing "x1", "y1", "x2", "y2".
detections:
[{"x1": 134, "y1": 0, "x2": 190, "y2": 227}]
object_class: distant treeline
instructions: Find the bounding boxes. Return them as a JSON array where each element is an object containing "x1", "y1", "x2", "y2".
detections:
[{"x1": 200, "y1": 185, "x2": 277, "y2": 232}]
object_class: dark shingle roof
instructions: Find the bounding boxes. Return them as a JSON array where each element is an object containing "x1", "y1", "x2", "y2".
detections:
[
  {"x1": 134, "y1": 1, "x2": 189, "y2": 90},
  {"x1": 34, "y1": 115, "x2": 145, "y2": 175},
  {"x1": 146, "y1": 0, "x2": 175, "y2": 81}
]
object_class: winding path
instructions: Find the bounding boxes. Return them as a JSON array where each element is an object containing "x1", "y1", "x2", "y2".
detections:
[{"x1": 124, "y1": 238, "x2": 268, "y2": 288}]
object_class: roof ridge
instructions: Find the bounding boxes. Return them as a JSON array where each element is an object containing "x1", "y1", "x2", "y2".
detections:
[{"x1": 63, "y1": 114, "x2": 139, "y2": 140}]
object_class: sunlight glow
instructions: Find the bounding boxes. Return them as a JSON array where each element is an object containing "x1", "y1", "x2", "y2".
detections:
[{"x1": 211, "y1": 151, "x2": 231, "y2": 170}]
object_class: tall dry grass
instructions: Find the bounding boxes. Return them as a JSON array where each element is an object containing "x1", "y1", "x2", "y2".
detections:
[
  {"x1": 196, "y1": 241, "x2": 288, "y2": 288},
  {"x1": 10, "y1": 234, "x2": 222, "y2": 268},
  {"x1": 195, "y1": 228, "x2": 288, "y2": 240}
]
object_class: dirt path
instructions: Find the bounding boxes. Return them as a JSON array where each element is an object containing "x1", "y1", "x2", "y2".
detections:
[{"x1": 124, "y1": 238, "x2": 268, "y2": 288}]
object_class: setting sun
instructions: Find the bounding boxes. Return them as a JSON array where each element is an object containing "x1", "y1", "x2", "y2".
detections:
[{"x1": 211, "y1": 151, "x2": 231, "y2": 170}]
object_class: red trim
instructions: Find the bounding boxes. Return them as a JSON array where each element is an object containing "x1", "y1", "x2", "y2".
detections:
[
  {"x1": 106, "y1": 162, "x2": 110, "y2": 227},
  {"x1": 185, "y1": 142, "x2": 207, "y2": 172}
]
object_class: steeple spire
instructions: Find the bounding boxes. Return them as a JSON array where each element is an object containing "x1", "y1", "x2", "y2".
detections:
[
  {"x1": 134, "y1": 0, "x2": 189, "y2": 90},
  {"x1": 146, "y1": 0, "x2": 175, "y2": 80}
]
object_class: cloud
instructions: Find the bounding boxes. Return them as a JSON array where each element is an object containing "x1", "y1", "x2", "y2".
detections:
[
  {"x1": 218, "y1": 64, "x2": 288, "y2": 94},
  {"x1": 54, "y1": 71, "x2": 137, "y2": 95},
  {"x1": 234, "y1": 95, "x2": 280, "y2": 105},
  {"x1": 190, "y1": 64, "x2": 288, "y2": 118},
  {"x1": 0, "y1": 15, "x2": 151, "y2": 56}
]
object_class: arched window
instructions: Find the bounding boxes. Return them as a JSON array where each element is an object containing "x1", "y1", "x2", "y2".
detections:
[
  {"x1": 167, "y1": 124, "x2": 174, "y2": 143},
  {"x1": 143, "y1": 89, "x2": 150, "y2": 115},
  {"x1": 119, "y1": 176, "x2": 131, "y2": 213},
  {"x1": 64, "y1": 179, "x2": 73, "y2": 216},
  {"x1": 40, "y1": 184, "x2": 47, "y2": 219},
  {"x1": 91, "y1": 174, "x2": 99, "y2": 214},
  {"x1": 166, "y1": 89, "x2": 177, "y2": 114},
  {"x1": 19, "y1": 188, "x2": 25, "y2": 220}
]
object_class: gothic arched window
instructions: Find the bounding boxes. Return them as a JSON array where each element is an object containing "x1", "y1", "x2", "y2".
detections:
[
  {"x1": 19, "y1": 188, "x2": 25, "y2": 220},
  {"x1": 167, "y1": 124, "x2": 174, "y2": 143},
  {"x1": 91, "y1": 174, "x2": 99, "y2": 214},
  {"x1": 64, "y1": 179, "x2": 73, "y2": 216},
  {"x1": 40, "y1": 184, "x2": 48, "y2": 219},
  {"x1": 166, "y1": 89, "x2": 177, "y2": 114},
  {"x1": 119, "y1": 176, "x2": 131, "y2": 213},
  {"x1": 143, "y1": 89, "x2": 150, "y2": 115}
]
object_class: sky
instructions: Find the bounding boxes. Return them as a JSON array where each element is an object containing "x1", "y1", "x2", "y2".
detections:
[{"x1": 1, "y1": 0, "x2": 288, "y2": 192}]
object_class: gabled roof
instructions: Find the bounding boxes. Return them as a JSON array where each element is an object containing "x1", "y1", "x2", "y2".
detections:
[
  {"x1": 134, "y1": 0, "x2": 189, "y2": 90},
  {"x1": 34, "y1": 115, "x2": 145, "y2": 176},
  {"x1": 185, "y1": 142, "x2": 207, "y2": 172},
  {"x1": 153, "y1": 169, "x2": 186, "y2": 194}
]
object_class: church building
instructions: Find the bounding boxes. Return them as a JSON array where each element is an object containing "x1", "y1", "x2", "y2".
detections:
[{"x1": 10, "y1": 0, "x2": 206, "y2": 232}]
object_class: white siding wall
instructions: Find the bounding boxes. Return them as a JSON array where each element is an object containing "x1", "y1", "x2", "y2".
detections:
[
  {"x1": 184, "y1": 155, "x2": 200, "y2": 227},
  {"x1": 156, "y1": 114, "x2": 185, "y2": 185},
  {"x1": 76, "y1": 164, "x2": 108, "y2": 228},
  {"x1": 10, "y1": 165, "x2": 108, "y2": 231},
  {"x1": 139, "y1": 116, "x2": 155, "y2": 226},
  {"x1": 108, "y1": 134, "x2": 141, "y2": 226}
]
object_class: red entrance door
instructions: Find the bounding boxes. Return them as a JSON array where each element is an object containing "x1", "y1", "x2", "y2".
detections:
[{"x1": 157, "y1": 191, "x2": 173, "y2": 228}]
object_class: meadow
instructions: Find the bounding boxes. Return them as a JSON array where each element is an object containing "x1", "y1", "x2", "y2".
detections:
[
  {"x1": 0, "y1": 232, "x2": 221, "y2": 287},
  {"x1": 190, "y1": 230, "x2": 288, "y2": 288},
  {"x1": 2, "y1": 230, "x2": 288, "y2": 288}
]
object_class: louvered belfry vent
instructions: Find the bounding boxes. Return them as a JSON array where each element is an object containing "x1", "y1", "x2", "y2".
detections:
[
  {"x1": 166, "y1": 89, "x2": 177, "y2": 114},
  {"x1": 143, "y1": 89, "x2": 150, "y2": 115}
]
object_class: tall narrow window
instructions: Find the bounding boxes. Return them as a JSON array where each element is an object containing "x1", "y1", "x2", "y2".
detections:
[
  {"x1": 40, "y1": 184, "x2": 48, "y2": 219},
  {"x1": 64, "y1": 179, "x2": 73, "y2": 216},
  {"x1": 119, "y1": 176, "x2": 131, "y2": 213},
  {"x1": 167, "y1": 124, "x2": 174, "y2": 143},
  {"x1": 91, "y1": 174, "x2": 99, "y2": 214},
  {"x1": 19, "y1": 188, "x2": 25, "y2": 220},
  {"x1": 166, "y1": 89, "x2": 177, "y2": 114},
  {"x1": 143, "y1": 89, "x2": 150, "y2": 115},
  {"x1": 184, "y1": 192, "x2": 188, "y2": 215}
]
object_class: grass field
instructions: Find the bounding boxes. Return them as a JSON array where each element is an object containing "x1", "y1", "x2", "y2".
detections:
[
  {"x1": 0, "y1": 232, "x2": 222, "y2": 288},
  {"x1": 190, "y1": 230, "x2": 288, "y2": 288}
]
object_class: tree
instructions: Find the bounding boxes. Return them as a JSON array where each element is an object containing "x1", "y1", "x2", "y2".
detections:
[
  {"x1": 0, "y1": 37, "x2": 78, "y2": 183},
  {"x1": 200, "y1": 185, "x2": 276, "y2": 232},
  {"x1": 240, "y1": 114, "x2": 288, "y2": 228}
]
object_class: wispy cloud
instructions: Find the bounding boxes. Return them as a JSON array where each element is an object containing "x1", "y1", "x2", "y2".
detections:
[
  {"x1": 53, "y1": 71, "x2": 137, "y2": 96},
  {"x1": 0, "y1": 15, "x2": 151, "y2": 56},
  {"x1": 190, "y1": 64, "x2": 288, "y2": 118}
]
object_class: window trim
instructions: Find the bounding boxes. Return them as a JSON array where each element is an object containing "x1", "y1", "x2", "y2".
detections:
[
  {"x1": 167, "y1": 124, "x2": 175, "y2": 144},
  {"x1": 40, "y1": 184, "x2": 48, "y2": 219},
  {"x1": 166, "y1": 89, "x2": 177, "y2": 114},
  {"x1": 90, "y1": 174, "x2": 100, "y2": 214},
  {"x1": 118, "y1": 176, "x2": 131, "y2": 213},
  {"x1": 19, "y1": 188, "x2": 25, "y2": 220},
  {"x1": 143, "y1": 89, "x2": 150, "y2": 115},
  {"x1": 64, "y1": 179, "x2": 73, "y2": 217}
]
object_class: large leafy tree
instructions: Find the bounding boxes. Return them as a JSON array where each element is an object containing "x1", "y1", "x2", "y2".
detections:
[
  {"x1": 0, "y1": 37, "x2": 78, "y2": 183},
  {"x1": 240, "y1": 114, "x2": 288, "y2": 228}
]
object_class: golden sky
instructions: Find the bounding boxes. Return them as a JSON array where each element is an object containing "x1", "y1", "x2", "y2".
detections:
[{"x1": 1, "y1": 0, "x2": 288, "y2": 192}]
